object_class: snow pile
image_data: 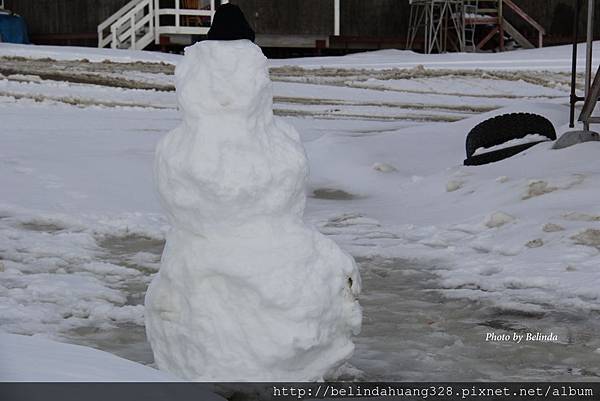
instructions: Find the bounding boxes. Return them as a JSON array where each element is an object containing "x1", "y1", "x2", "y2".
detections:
[
  {"x1": 145, "y1": 40, "x2": 361, "y2": 381},
  {"x1": 0, "y1": 332, "x2": 178, "y2": 382},
  {"x1": 0, "y1": 42, "x2": 180, "y2": 64},
  {"x1": 473, "y1": 134, "x2": 551, "y2": 155}
]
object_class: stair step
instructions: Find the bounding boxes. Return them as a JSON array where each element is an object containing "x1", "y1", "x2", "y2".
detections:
[{"x1": 502, "y1": 19, "x2": 534, "y2": 49}]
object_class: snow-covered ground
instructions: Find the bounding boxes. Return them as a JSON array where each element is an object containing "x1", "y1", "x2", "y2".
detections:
[
  {"x1": 0, "y1": 332, "x2": 176, "y2": 381},
  {"x1": 1, "y1": 42, "x2": 599, "y2": 381}
]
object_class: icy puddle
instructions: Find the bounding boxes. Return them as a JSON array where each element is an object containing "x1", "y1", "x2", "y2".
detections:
[
  {"x1": 352, "y1": 256, "x2": 600, "y2": 381},
  {"x1": 54, "y1": 239, "x2": 600, "y2": 380},
  {"x1": 1, "y1": 217, "x2": 598, "y2": 379}
]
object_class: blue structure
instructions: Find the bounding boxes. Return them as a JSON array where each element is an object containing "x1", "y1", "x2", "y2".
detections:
[{"x1": 0, "y1": 12, "x2": 29, "y2": 44}]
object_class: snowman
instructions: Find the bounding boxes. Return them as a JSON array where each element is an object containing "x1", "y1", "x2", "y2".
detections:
[{"x1": 145, "y1": 4, "x2": 361, "y2": 381}]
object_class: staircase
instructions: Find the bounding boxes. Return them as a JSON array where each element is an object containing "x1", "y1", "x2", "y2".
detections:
[
  {"x1": 98, "y1": 0, "x2": 228, "y2": 50},
  {"x1": 464, "y1": 0, "x2": 545, "y2": 52}
]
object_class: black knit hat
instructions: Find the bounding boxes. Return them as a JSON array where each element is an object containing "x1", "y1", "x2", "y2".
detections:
[{"x1": 207, "y1": 4, "x2": 255, "y2": 42}]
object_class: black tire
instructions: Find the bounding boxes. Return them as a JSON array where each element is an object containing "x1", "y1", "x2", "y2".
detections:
[{"x1": 465, "y1": 113, "x2": 556, "y2": 159}]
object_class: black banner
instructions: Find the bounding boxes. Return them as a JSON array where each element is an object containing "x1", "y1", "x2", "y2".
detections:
[{"x1": 1, "y1": 382, "x2": 599, "y2": 401}]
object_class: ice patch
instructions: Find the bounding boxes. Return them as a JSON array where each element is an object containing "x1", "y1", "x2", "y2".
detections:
[
  {"x1": 446, "y1": 179, "x2": 464, "y2": 192},
  {"x1": 562, "y1": 212, "x2": 600, "y2": 222},
  {"x1": 525, "y1": 238, "x2": 544, "y2": 248},
  {"x1": 372, "y1": 162, "x2": 397, "y2": 173},
  {"x1": 7, "y1": 74, "x2": 43, "y2": 83},
  {"x1": 542, "y1": 223, "x2": 565, "y2": 232},
  {"x1": 523, "y1": 180, "x2": 557, "y2": 199},
  {"x1": 313, "y1": 187, "x2": 360, "y2": 200},
  {"x1": 484, "y1": 212, "x2": 516, "y2": 228},
  {"x1": 523, "y1": 175, "x2": 585, "y2": 200},
  {"x1": 571, "y1": 229, "x2": 600, "y2": 250}
]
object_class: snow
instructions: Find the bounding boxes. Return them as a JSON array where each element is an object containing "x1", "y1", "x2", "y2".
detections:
[
  {"x1": 145, "y1": 40, "x2": 361, "y2": 381},
  {"x1": 0, "y1": 332, "x2": 176, "y2": 382},
  {"x1": 0, "y1": 43, "x2": 180, "y2": 64},
  {"x1": 2, "y1": 41, "x2": 598, "y2": 71},
  {"x1": 473, "y1": 133, "x2": 551, "y2": 155},
  {"x1": 269, "y1": 42, "x2": 600, "y2": 71},
  {"x1": 1, "y1": 41, "x2": 600, "y2": 381}
]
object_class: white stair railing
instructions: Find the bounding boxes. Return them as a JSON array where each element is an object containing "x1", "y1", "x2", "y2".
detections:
[
  {"x1": 99, "y1": 0, "x2": 230, "y2": 50},
  {"x1": 98, "y1": 0, "x2": 143, "y2": 48},
  {"x1": 110, "y1": 0, "x2": 154, "y2": 50},
  {"x1": 153, "y1": 0, "x2": 228, "y2": 43}
]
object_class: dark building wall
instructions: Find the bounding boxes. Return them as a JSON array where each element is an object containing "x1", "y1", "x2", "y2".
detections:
[
  {"x1": 3, "y1": 0, "x2": 598, "y2": 47},
  {"x1": 238, "y1": 0, "x2": 600, "y2": 45},
  {"x1": 233, "y1": 0, "x2": 407, "y2": 37},
  {"x1": 4, "y1": 0, "x2": 128, "y2": 45},
  {"x1": 508, "y1": 0, "x2": 596, "y2": 42},
  {"x1": 339, "y1": 0, "x2": 408, "y2": 37},
  {"x1": 235, "y1": 0, "x2": 333, "y2": 35},
  {"x1": 236, "y1": 0, "x2": 592, "y2": 39}
]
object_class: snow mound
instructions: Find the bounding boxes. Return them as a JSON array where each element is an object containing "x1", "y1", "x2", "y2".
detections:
[
  {"x1": 0, "y1": 332, "x2": 180, "y2": 382},
  {"x1": 372, "y1": 162, "x2": 397, "y2": 173},
  {"x1": 146, "y1": 40, "x2": 361, "y2": 381},
  {"x1": 484, "y1": 211, "x2": 516, "y2": 228}
]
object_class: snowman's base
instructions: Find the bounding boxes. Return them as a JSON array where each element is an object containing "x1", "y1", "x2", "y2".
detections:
[{"x1": 145, "y1": 224, "x2": 361, "y2": 381}]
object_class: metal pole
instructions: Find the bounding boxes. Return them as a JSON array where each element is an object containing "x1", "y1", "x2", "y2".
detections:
[
  {"x1": 428, "y1": 1, "x2": 434, "y2": 53},
  {"x1": 334, "y1": 0, "x2": 340, "y2": 36},
  {"x1": 585, "y1": 0, "x2": 594, "y2": 95},
  {"x1": 498, "y1": 0, "x2": 505, "y2": 51},
  {"x1": 570, "y1": 0, "x2": 582, "y2": 128},
  {"x1": 585, "y1": 0, "x2": 594, "y2": 130},
  {"x1": 461, "y1": 0, "x2": 466, "y2": 52}
]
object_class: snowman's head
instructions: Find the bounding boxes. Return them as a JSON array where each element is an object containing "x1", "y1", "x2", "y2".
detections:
[{"x1": 176, "y1": 40, "x2": 272, "y2": 120}]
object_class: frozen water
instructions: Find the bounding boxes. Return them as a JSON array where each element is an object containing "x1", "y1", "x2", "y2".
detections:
[
  {"x1": 352, "y1": 256, "x2": 600, "y2": 381},
  {"x1": 55, "y1": 247, "x2": 600, "y2": 381},
  {"x1": 2, "y1": 211, "x2": 598, "y2": 382}
]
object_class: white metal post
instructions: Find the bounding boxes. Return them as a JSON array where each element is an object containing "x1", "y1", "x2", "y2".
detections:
[
  {"x1": 211, "y1": 0, "x2": 216, "y2": 23},
  {"x1": 111, "y1": 25, "x2": 118, "y2": 49},
  {"x1": 334, "y1": 0, "x2": 340, "y2": 36},
  {"x1": 175, "y1": 0, "x2": 180, "y2": 28},
  {"x1": 131, "y1": 14, "x2": 136, "y2": 49},
  {"x1": 149, "y1": 0, "x2": 154, "y2": 44},
  {"x1": 154, "y1": 0, "x2": 160, "y2": 44}
]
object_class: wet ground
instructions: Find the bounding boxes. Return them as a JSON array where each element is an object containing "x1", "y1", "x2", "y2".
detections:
[
  {"x1": 353, "y1": 256, "x2": 600, "y2": 381},
  {"x1": 40, "y1": 227, "x2": 599, "y2": 380},
  {"x1": 0, "y1": 56, "x2": 174, "y2": 91}
]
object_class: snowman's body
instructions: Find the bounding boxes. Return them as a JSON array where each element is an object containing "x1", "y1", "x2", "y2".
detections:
[{"x1": 145, "y1": 40, "x2": 361, "y2": 381}]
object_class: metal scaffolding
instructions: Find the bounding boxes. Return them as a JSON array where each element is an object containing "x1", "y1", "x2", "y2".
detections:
[{"x1": 406, "y1": 0, "x2": 465, "y2": 54}]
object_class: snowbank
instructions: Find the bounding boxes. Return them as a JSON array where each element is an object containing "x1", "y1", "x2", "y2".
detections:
[
  {"x1": 0, "y1": 43, "x2": 180, "y2": 64},
  {"x1": 270, "y1": 42, "x2": 600, "y2": 71},
  {"x1": 4, "y1": 41, "x2": 600, "y2": 72},
  {"x1": 0, "y1": 332, "x2": 178, "y2": 382}
]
